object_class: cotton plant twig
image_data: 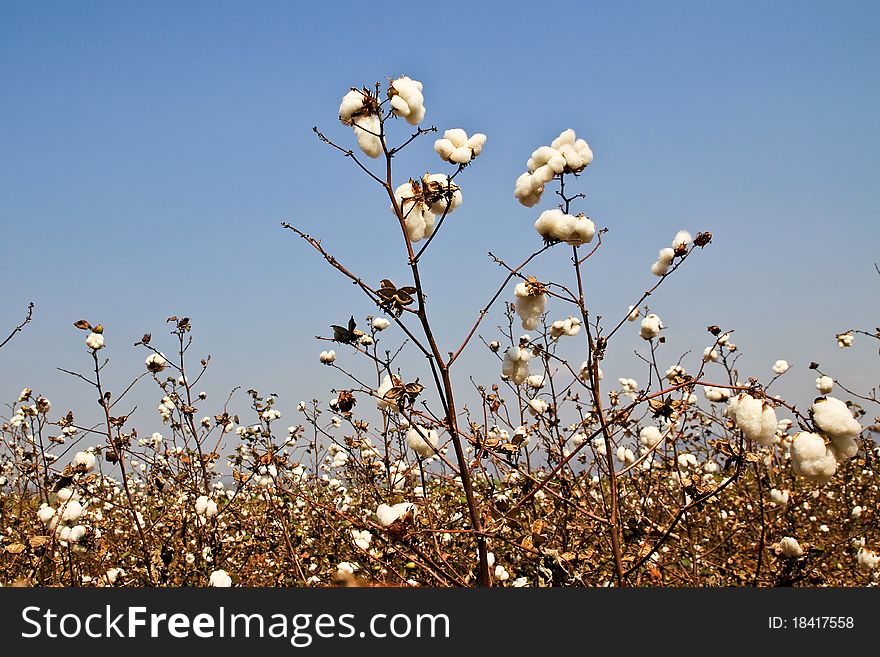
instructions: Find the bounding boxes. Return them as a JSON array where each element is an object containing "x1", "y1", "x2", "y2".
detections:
[{"x1": 0, "y1": 302, "x2": 34, "y2": 351}]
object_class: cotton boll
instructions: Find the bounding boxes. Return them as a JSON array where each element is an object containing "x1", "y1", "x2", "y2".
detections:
[
  {"x1": 67, "y1": 525, "x2": 86, "y2": 543},
  {"x1": 728, "y1": 394, "x2": 777, "y2": 446},
  {"x1": 790, "y1": 431, "x2": 838, "y2": 483},
  {"x1": 815, "y1": 376, "x2": 834, "y2": 394},
  {"x1": 532, "y1": 164, "x2": 555, "y2": 185},
  {"x1": 639, "y1": 313, "x2": 663, "y2": 340},
  {"x1": 444, "y1": 128, "x2": 468, "y2": 147},
  {"x1": 772, "y1": 360, "x2": 790, "y2": 375},
  {"x1": 86, "y1": 332, "x2": 105, "y2": 350},
  {"x1": 319, "y1": 350, "x2": 337, "y2": 364},
  {"x1": 565, "y1": 214, "x2": 595, "y2": 246},
  {"x1": 56, "y1": 487, "x2": 77, "y2": 502},
  {"x1": 528, "y1": 398, "x2": 549, "y2": 416},
  {"x1": 406, "y1": 425, "x2": 438, "y2": 458},
  {"x1": 836, "y1": 332, "x2": 854, "y2": 348},
  {"x1": 371, "y1": 317, "x2": 391, "y2": 331},
  {"x1": 352, "y1": 114, "x2": 382, "y2": 158},
  {"x1": 73, "y1": 451, "x2": 96, "y2": 473},
  {"x1": 572, "y1": 139, "x2": 593, "y2": 171},
  {"x1": 514, "y1": 172, "x2": 543, "y2": 207},
  {"x1": 376, "y1": 502, "x2": 413, "y2": 527},
  {"x1": 627, "y1": 306, "x2": 640, "y2": 322},
  {"x1": 388, "y1": 76, "x2": 425, "y2": 125},
  {"x1": 535, "y1": 208, "x2": 563, "y2": 240},
  {"x1": 811, "y1": 397, "x2": 861, "y2": 444},
  {"x1": 450, "y1": 145, "x2": 473, "y2": 164},
  {"x1": 651, "y1": 260, "x2": 670, "y2": 277},
  {"x1": 145, "y1": 353, "x2": 167, "y2": 373},
  {"x1": 671, "y1": 230, "x2": 692, "y2": 250},
  {"x1": 526, "y1": 374, "x2": 545, "y2": 389},
  {"x1": 528, "y1": 146, "x2": 558, "y2": 171},
  {"x1": 779, "y1": 536, "x2": 804, "y2": 558},
  {"x1": 37, "y1": 505, "x2": 56, "y2": 524},
  {"x1": 703, "y1": 347, "x2": 719, "y2": 363},
  {"x1": 502, "y1": 347, "x2": 531, "y2": 385},
  {"x1": 639, "y1": 426, "x2": 663, "y2": 448},
  {"x1": 339, "y1": 89, "x2": 365, "y2": 124},
  {"x1": 856, "y1": 548, "x2": 880, "y2": 572},
  {"x1": 769, "y1": 489, "x2": 790, "y2": 507},
  {"x1": 514, "y1": 281, "x2": 547, "y2": 331},
  {"x1": 61, "y1": 500, "x2": 84, "y2": 523},
  {"x1": 829, "y1": 435, "x2": 859, "y2": 462},
  {"x1": 422, "y1": 173, "x2": 462, "y2": 215},
  {"x1": 209, "y1": 569, "x2": 233, "y2": 587},
  {"x1": 617, "y1": 446, "x2": 636, "y2": 466},
  {"x1": 376, "y1": 375, "x2": 400, "y2": 412}
]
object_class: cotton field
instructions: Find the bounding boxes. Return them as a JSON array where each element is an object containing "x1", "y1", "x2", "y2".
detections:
[{"x1": 1, "y1": 76, "x2": 878, "y2": 588}]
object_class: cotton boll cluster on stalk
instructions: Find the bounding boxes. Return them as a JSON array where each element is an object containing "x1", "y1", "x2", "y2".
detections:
[
  {"x1": 651, "y1": 230, "x2": 692, "y2": 276},
  {"x1": 86, "y1": 332, "x2": 104, "y2": 350},
  {"x1": 501, "y1": 347, "x2": 532, "y2": 385},
  {"x1": 338, "y1": 88, "x2": 383, "y2": 158},
  {"x1": 639, "y1": 426, "x2": 663, "y2": 448},
  {"x1": 376, "y1": 375, "x2": 400, "y2": 412},
  {"x1": 769, "y1": 489, "x2": 790, "y2": 507},
  {"x1": 513, "y1": 278, "x2": 547, "y2": 330},
  {"x1": 727, "y1": 394, "x2": 778, "y2": 446},
  {"x1": 836, "y1": 331, "x2": 854, "y2": 348},
  {"x1": 549, "y1": 316, "x2": 581, "y2": 339},
  {"x1": 195, "y1": 495, "x2": 219, "y2": 519},
  {"x1": 406, "y1": 425, "x2": 439, "y2": 458},
  {"x1": 534, "y1": 209, "x2": 596, "y2": 246},
  {"x1": 639, "y1": 313, "x2": 663, "y2": 340},
  {"x1": 811, "y1": 397, "x2": 862, "y2": 462},
  {"x1": 514, "y1": 129, "x2": 593, "y2": 207},
  {"x1": 790, "y1": 432, "x2": 838, "y2": 483},
  {"x1": 319, "y1": 350, "x2": 336, "y2": 364},
  {"x1": 145, "y1": 353, "x2": 166, "y2": 373},
  {"x1": 391, "y1": 174, "x2": 462, "y2": 243},
  {"x1": 434, "y1": 128, "x2": 486, "y2": 164},
  {"x1": 371, "y1": 317, "x2": 390, "y2": 331}
]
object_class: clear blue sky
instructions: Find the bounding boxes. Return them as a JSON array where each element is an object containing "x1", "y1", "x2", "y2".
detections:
[{"x1": 1, "y1": 1, "x2": 878, "y2": 429}]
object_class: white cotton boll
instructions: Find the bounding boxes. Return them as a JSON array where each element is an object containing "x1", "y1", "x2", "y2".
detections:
[
  {"x1": 851, "y1": 505, "x2": 863, "y2": 519},
  {"x1": 372, "y1": 317, "x2": 391, "y2": 331},
  {"x1": 829, "y1": 435, "x2": 859, "y2": 462},
  {"x1": 639, "y1": 313, "x2": 663, "y2": 340},
  {"x1": 526, "y1": 374, "x2": 545, "y2": 389},
  {"x1": 779, "y1": 536, "x2": 804, "y2": 558},
  {"x1": 389, "y1": 76, "x2": 425, "y2": 125},
  {"x1": 557, "y1": 143, "x2": 582, "y2": 170},
  {"x1": 67, "y1": 525, "x2": 86, "y2": 543},
  {"x1": 61, "y1": 500, "x2": 84, "y2": 523},
  {"x1": 319, "y1": 350, "x2": 336, "y2": 364},
  {"x1": 502, "y1": 347, "x2": 531, "y2": 385},
  {"x1": 422, "y1": 173, "x2": 462, "y2": 215},
  {"x1": 86, "y1": 332, "x2": 104, "y2": 350},
  {"x1": 811, "y1": 397, "x2": 861, "y2": 444},
  {"x1": 145, "y1": 353, "x2": 167, "y2": 373},
  {"x1": 773, "y1": 360, "x2": 790, "y2": 375},
  {"x1": 56, "y1": 487, "x2": 77, "y2": 502},
  {"x1": 671, "y1": 231, "x2": 692, "y2": 250},
  {"x1": 339, "y1": 89, "x2": 365, "y2": 124},
  {"x1": 514, "y1": 282, "x2": 547, "y2": 331},
  {"x1": 565, "y1": 215, "x2": 595, "y2": 246},
  {"x1": 547, "y1": 152, "x2": 567, "y2": 174},
  {"x1": 639, "y1": 426, "x2": 663, "y2": 448},
  {"x1": 770, "y1": 489, "x2": 790, "y2": 507},
  {"x1": 815, "y1": 376, "x2": 834, "y2": 394},
  {"x1": 791, "y1": 431, "x2": 838, "y2": 483},
  {"x1": 73, "y1": 451, "x2": 96, "y2": 472},
  {"x1": 528, "y1": 398, "x2": 549, "y2": 416},
  {"x1": 658, "y1": 247, "x2": 675, "y2": 264},
  {"x1": 352, "y1": 114, "x2": 382, "y2": 159},
  {"x1": 549, "y1": 320, "x2": 566, "y2": 340},
  {"x1": 376, "y1": 502, "x2": 413, "y2": 527},
  {"x1": 550, "y1": 129, "x2": 576, "y2": 149},
  {"x1": 514, "y1": 172, "x2": 542, "y2": 207},
  {"x1": 617, "y1": 446, "x2": 636, "y2": 466},
  {"x1": 535, "y1": 208, "x2": 563, "y2": 240},
  {"x1": 209, "y1": 569, "x2": 232, "y2": 587},
  {"x1": 651, "y1": 260, "x2": 670, "y2": 277},
  {"x1": 857, "y1": 548, "x2": 880, "y2": 572},
  {"x1": 703, "y1": 347, "x2": 719, "y2": 363},
  {"x1": 677, "y1": 453, "x2": 698, "y2": 469},
  {"x1": 729, "y1": 394, "x2": 778, "y2": 446},
  {"x1": 406, "y1": 425, "x2": 439, "y2": 458},
  {"x1": 627, "y1": 306, "x2": 640, "y2": 322},
  {"x1": 37, "y1": 505, "x2": 56, "y2": 524},
  {"x1": 376, "y1": 375, "x2": 399, "y2": 412}
]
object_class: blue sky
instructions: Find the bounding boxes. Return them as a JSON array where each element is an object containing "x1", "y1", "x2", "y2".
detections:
[{"x1": 1, "y1": 1, "x2": 878, "y2": 428}]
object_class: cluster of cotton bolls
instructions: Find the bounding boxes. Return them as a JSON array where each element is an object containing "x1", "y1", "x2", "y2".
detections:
[
  {"x1": 650, "y1": 231, "x2": 692, "y2": 276},
  {"x1": 513, "y1": 279, "x2": 547, "y2": 330},
  {"x1": 434, "y1": 128, "x2": 486, "y2": 164},
  {"x1": 406, "y1": 425, "x2": 439, "y2": 458},
  {"x1": 779, "y1": 536, "x2": 804, "y2": 558},
  {"x1": 195, "y1": 494, "x2": 218, "y2": 521},
  {"x1": 391, "y1": 174, "x2": 462, "y2": 242},
  {"x1": 514, "y1": 129, "x2": 593, "y2": 207},
  {"x1": 788, "y1": 396, "x2": 862, "y2": 484},
  {"x1": 549, "y1": 316, "x2": 581, "y2": 339},
  {"x1": 37, "y1": 488, "x2": 88, "y2": 548},
  {"x1": 338, "y1": 88, "x2": 383, "y2": 158},
  {"x1": 533, "y1": 209, "x2": 596, "y2": 246},
  {"x1": 726, "y1": 394, "x2": 778, "y2": 446}
]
